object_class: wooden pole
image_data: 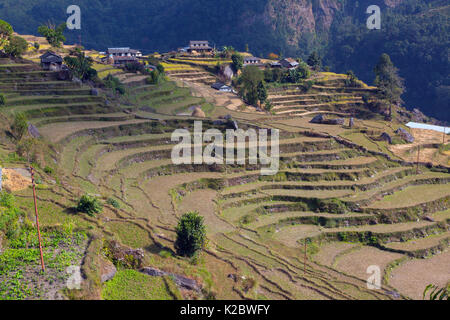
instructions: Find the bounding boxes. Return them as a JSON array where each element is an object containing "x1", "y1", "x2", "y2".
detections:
[
  {"x1": 443, "y1": 127, "x2": 447, "y2": 145},
  {"x1": 416, "y1": 145, "x2": 420, "y2": 174},
  {"x1": 30, "y1": 166, "x2": 45, "y2": 272},
  {"x1": 304, "y1": 240, "x2": 307, "y2": 275}
]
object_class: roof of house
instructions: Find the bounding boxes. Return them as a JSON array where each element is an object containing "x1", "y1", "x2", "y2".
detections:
[
  {"x1": 280, "y1": 58, "x2": 299, "y2": 67},
  {"x1": 211, "y1": 82, "x2": 231, "y2": 90},
  {"x1": 40, "y1": 51, "x2": 63, "y2": 63},
  {"x1": 190, "y1": 41, "x2": 209, "y2": 45},
  {"x1": 189, "y1": 41, "x2": 212, "y2": 49},
  {"x1": 107, "y1": 47, "x2": 141, "y2": 54},
  {"x1": 243, "y1": 56, "x2": 261, "y2": 63}
]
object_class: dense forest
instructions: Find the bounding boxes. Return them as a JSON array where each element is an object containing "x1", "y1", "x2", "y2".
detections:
[{"x1": 0, "y1": 0, "x2": 448, "y2": 121}]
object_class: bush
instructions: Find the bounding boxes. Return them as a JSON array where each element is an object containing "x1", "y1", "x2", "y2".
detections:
[
  {"x1": 11, "y1": 112, "x2": 28, "y2": 141},
  {"x1": 104, "y1": 74, "x2": 125, "y2": 94},
  {"x1": 106, "y1": 197, "x2": 120, "y2": 209},
  {"x1": 0, "y1": 93, "x2": 6, "y2": 106},
  {"x1": 77, "y1": 195, "x2": 103, "y2": 216},
  {"x1": 43, "y1": 166, "x2": 54, "y2": 175},
  {"x1": 175, "y1": 211, "x2": 206, "y2": 257}
]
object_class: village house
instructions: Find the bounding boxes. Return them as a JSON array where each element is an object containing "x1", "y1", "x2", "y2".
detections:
[
  {"x1": 109, "y1": 56, "x2": 138, "y2": 66},
  {"x1": 243, "y1": 56, "x2": 262, "y2": 66},
  {"x1": 106, "y1": 47, "x2": 142, "y2": 57},
  {"x1": 187, "y1": 41, "x2": 213, "y2": 55},
  {"x1": 40, "y1": 51, "x2": 63, "y2": 71},
  {"x1": 211, "y1": 82, "x2": 232, "y2": 92},
  {"x1": 279, "y1": 58, "x2": 299, "y2": 69}
]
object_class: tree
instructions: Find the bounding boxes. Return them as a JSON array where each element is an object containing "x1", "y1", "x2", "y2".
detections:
[
  {"x1": 222, "y1": 46, "x2": 235, "y2": 58},
  {"x1": 77, "y1": 195, "x2": 103, "y2": 217},
  {"x1": 175, "y1": 211, "x2": 206, "y2": 257},
  {"x1": 265, "y1": 100, "x2": 274, "y2": 113},
  {"x1": 374, "y1": 53, "x2": 405, "y2": 117},
  {"x1": 11, "y1": 112, "x2": 28, "y2": 141},
  {"x1": 257, "y1": 81, "x2": 268, "y2": 107},
  {"x1": 345, "y1": 70, "x2": 358, "y2": 87},
  {"x1": 104, "y1": 74, "x2": 125, "y2": 94},
  {"x1": 297, "y1": 61, "x2": 311, "y2": 79},
  {"x1": 268, "y1": 52, "x2": 279, "y2": 60},
  {"x1": 0, "y1": 20, "x2": 13, "y2": 48},
  {"x1": 307, "y1": 51, "x2": 321, "y2": 71},
  {"x1": 239, "y1": 65, "x2": 263, "y2": 106},
  {"x1": 64, "y1": 48, "x2": 97, "y2": 81},
  {"x1": 245, "y1": 43, "x2": 249, "y2": 52},
  {"x1": 37, "y1": 22, "x2": 66, "y2": 47},
  {"x1": 4, "y1": 36, "x2": 28, "y2": 57},
  {"x1": 231, "y1": 53, "x2": 243, "y2": 71}
]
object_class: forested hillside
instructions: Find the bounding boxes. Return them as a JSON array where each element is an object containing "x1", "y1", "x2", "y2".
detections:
[{"x1": 0, "y1": 0, "x2": 448, "y2": 120}]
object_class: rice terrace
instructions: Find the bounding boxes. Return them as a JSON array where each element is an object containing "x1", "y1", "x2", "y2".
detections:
[{"x1": 0, "y1": 5, "x2": 449, "y2": 304}]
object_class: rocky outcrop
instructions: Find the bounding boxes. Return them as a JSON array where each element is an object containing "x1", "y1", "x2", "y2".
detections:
[
  {"x1": 99, "y1": 257, "x2": 117, "y2": 283},
  {"x1": 140, "y1": 267, "x2": 201, "y2": 291}
]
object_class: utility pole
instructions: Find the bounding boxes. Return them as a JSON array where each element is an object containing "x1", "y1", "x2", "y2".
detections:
[
  {"x1": 443, "y1": 127, "x2": 447, "y2": 145},
  {"x1": 30, "y1": 166, "x2": 45, "y2": 272}
]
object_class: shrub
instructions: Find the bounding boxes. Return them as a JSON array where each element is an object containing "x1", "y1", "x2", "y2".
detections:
[
  {"x1": 77, "y1": 195, "x2": 103, "y2": 216},
  {"x1": 11, "y1": 112, "x2": 28, "y2": 141},
  {"x1": 0, "y1": 192, "x2": 15, "y2": 208},
  {"x1": 106, "y1": 197, "x2": 120, "y2": 209},
  {"x1": 318, "y1": 198, "x2": 347, "y2": 214},
  {"x1": 174, "y1": 211, "x2": 206, "y2": 257},
  {"x1": 4, "y1": 36, "x2": 28, "y2": 57},
  {"x1": 0, "y1": 93, "x2": 6, "y2": 106},
  {"x1": 43, "y1": 166, "x2": 54, "y2": 175},
  {"x1": 104, "y1": 74, "x2": 125, "y2": 94}
]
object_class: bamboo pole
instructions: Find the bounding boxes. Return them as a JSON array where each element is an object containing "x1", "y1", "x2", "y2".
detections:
[{"x1": 30, "y1": 166, "x2": 45, "y2": 272}]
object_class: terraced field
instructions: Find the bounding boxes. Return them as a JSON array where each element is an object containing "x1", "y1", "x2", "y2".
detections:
[{"x1": 1, "y1": 58, "x2": 448, "y2": 300}]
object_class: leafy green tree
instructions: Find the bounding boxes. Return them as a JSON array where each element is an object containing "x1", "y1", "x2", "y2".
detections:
[
  {"x1": 37, "y1": 22, "x2": 66, "y2": 47},
  {"x1": 0, "y1": 20, "x2": 13, "y2": 48},
  {"x1": 4, "y1": 36, "x2": 28, "y2": 57},
  {"x1": 265, "y1": 100, "x2": 274, "y2": 113},
  {"x1": 307, "y1": 51, "x2": 321, "y2": 71},
  {"x1": 77, "y1": 195, "x2": 103, "y2": 217},
  {"x1": 374, "y1": 53, "x2": 405, "y2": 116},
  {"x1": 175, "y1": 211, "x2": 206, "y2": 257},
  {"x1": 222, "y1": 46, "x2": 235, "y2": 58},
  {"x1": 231, "y1": 53, "x2": 243, "y2": 71},
  {"x1": 257, "y1": 81, "x2": 267, "y2": 107},
  {"x1": 296, "y1": 61, "x2": 311, "y2": 79},
  {"x1": 104, "y1": 74, "x2": 125, "y2": 94},
  {"x1": 239, "y1": 65, "x2": 263, "y2": 106},
  {"x1": 11, "y1": 112, "x2": 28, "y2": 141},
  {"x1": 345, "y1": 70, "x2": 358, "y2": 87},
  {"x1": 64, "y1": 48, "x2": 97, "y2": 81}
]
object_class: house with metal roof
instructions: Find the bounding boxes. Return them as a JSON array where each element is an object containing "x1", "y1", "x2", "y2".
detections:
[
  {"x1": 211, "y1": 82, "x2": 232, "y2": 92},
  {"x1": 243, "y1": 56, "x2": 262, "y2": 66},
  {"x1": 106, "y1": 47, "x2": 142, "y2": 57},
  {"x1": 40, "y1": 51, "x2": 63, "y2": 71},
  {"x1": 187, "y1": 41, "x2": 213, "y2": 54}
]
